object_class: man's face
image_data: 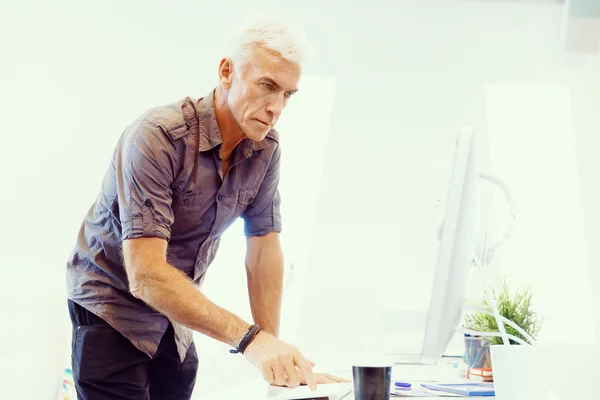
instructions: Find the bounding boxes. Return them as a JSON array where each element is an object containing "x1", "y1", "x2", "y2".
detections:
[{"x1": 221, "y1": 46, "x2": 302, "y2": 141}]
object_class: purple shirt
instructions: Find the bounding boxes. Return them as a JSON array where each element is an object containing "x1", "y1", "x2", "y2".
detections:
[{"x1": 66, "y1": 90, "x2": 282, "y2": 361}]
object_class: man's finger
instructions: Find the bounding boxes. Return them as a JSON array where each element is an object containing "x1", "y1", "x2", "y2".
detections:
[
  {"x1": 323, "y1": 373, "x2": 351, "y2": 383},
  {"x1": 271, "y1": 361, "x2": 287, "y2": 387},
  {"x1": 315, "y1": 374, "x2": 336, "y2": 384},
  {"x1": 294, "y1": 353, "x2": 316, "y2": 391},
  {"x1": 298, "y1": 365, "x2": 307, "y2": 384},
  {"x1": 261, "y1": 364, "x2": 275, "y2": 385},
  {"x1": 280, "y1": 354, "x2": 301, "y2": 388}
]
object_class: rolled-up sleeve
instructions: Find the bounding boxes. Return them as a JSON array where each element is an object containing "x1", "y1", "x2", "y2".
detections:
[
  {"x1": 242, "y1": 144, "x2": 282, "y2": 236},
  {"x1": 115, "y1": 121, "x2": 177, "y2": 241}
]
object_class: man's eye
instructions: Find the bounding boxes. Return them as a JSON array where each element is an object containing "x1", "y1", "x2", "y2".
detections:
[{"x1": 263, "y1": 83, "x2": 274, "y2": 90}]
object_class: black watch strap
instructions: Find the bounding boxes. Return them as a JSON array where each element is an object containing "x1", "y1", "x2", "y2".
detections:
[{"x1": 230, "y1": 324, "x2": 261, "y2": 354}]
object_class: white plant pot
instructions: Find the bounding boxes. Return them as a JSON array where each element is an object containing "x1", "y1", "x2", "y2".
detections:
[{"x1": 490, "y1": 344, "x2": 561, "y2": 400}]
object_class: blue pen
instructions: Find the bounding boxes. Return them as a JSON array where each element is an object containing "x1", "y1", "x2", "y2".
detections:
[{"x1": 394, "y1": 381, "x2": 412, "y2": 388}]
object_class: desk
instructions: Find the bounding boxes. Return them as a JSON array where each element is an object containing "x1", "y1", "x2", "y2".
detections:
[
  {"x1": 200, "y1": 381, "x2": 495, "y2": 399},
  {"x1": 192, "y1": 344, "x2": 600, "y2": 399},
  {"x1": 196, "y1": 360, "x2": 495, "y2": 399}
]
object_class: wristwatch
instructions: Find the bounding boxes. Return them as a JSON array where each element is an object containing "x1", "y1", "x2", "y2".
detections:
[{"x1": 230, "y1": 323, "x2": 261, "y2": 354}]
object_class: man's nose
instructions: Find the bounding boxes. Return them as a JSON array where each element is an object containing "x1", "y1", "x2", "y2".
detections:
[{"x1": 266, "y1": 93, "x2": 285, "y2": 118}]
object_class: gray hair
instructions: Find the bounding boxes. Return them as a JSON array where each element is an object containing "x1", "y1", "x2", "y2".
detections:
[{"x1": 223, "y1": 13, "x2": 314, "y2": 71}]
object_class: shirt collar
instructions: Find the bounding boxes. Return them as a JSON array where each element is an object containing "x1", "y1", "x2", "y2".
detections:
[{"x1": 194, "y1": 89, "x2": 280, "y2": 153}]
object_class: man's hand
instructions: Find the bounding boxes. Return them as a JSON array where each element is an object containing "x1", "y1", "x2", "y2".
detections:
[{"x1": 244, "y1": 331, "x2": 318, "y2": 390}]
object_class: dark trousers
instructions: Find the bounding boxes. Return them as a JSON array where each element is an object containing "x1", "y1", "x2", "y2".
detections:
[{"x1": 68, "y1": 300, "x2": 198, "y2": 400}]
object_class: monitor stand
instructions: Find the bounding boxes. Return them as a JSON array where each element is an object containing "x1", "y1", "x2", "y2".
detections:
[{"x1": 391, "y1": 353, "x2": 437, "y2": 365}]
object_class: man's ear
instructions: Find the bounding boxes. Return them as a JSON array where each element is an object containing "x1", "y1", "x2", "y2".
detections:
[{"x1": 218, "y1": 58, "x2": 234, "y2": 90}]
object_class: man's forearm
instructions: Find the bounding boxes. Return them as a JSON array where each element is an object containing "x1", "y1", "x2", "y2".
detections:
[
  {"x1": 132, "y1": 262, "x2": 250, "y2": 348},
  {"x1": 246, "y1": 251, "x2": 284, "y2": 337}
]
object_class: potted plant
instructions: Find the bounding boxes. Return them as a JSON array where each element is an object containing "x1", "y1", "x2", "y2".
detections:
[{"x1": 462, "y1": 277, "x2": 544, "y2": 381}]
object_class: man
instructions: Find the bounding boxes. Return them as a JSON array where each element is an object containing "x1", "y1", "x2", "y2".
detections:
[{"x1": 66, "y1": 16, "x2": 346, "y2": 399}]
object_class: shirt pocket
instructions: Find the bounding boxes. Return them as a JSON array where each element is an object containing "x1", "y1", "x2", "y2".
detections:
[
  {"x1": 238, "y1": 187, "x2": 258, "y2": 206},
  {"x1": 171, "y1": 191, "x2": 204, "y2": 232},
  {"x1": 233, "y1": 187, "x2": 258, "y2": 218}
]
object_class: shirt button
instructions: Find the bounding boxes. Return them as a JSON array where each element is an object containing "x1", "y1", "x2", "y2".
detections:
[{"x1": 217, "y1": 194, "x2": 224, "y2": 201}]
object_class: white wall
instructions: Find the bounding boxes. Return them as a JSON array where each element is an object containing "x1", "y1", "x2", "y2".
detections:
[
  {"x1": 292, "y1": 0, "x2": 600, "y2": 363},
  {"x1": 485, "y1": 85, "x2": 594, "y2": 343},
  {"x1": 1, "y1": 0, "x2": 600, "y2": 397}
]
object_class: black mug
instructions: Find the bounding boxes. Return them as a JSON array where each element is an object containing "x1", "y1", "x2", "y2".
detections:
[{"x1": 352, "y1": 365, "x2": 392, "y2": 400}]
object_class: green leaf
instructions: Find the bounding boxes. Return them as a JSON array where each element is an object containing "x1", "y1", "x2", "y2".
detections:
[{"x1": 464, "y1": 277, "x2": 544, "y2": 345}]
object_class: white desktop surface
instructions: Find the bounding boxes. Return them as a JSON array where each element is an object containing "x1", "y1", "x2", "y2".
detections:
[
  {"x1": 195, "y1": 361, "x2": 495, "y2": 399},
  {"x1": 192, "y1": 345, "x2": 600, "y2": 399},
  {"x1": 198, "y1": 381, "x2": 493, "y2": 399},
  {"x1": 197, "y1": 376, "x2": 599, "y2": 400}
]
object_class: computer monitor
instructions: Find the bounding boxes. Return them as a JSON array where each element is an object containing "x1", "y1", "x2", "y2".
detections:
[{"x1": 397, "y1": 128, "x2": 479, "y2": 364}]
